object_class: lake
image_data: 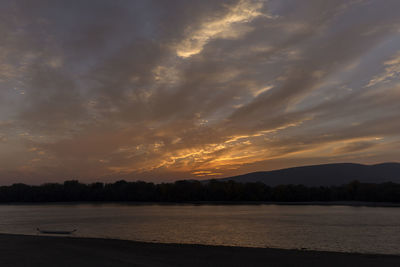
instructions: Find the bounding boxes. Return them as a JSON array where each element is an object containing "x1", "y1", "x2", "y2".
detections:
[{"x1": 0, "y1": 203, "x2": 399, "y2": 255}]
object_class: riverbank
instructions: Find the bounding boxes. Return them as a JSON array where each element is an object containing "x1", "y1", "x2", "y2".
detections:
[
  {"x1": 0, "y1": 234, "x2": 399, "y2": 267},
  {"x1": 1, "y1": 201, "x2": 400, "y2": 207}
]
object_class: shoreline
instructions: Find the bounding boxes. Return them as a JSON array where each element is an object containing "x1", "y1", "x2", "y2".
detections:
[
  {"x1": 1, "y1": 233, "x2": 399, "y2": 266},
  {"x1": 1, "y1": 200, "x2": 400, "y2": 207}
]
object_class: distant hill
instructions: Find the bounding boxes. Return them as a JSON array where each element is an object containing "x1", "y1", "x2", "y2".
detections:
[{"x1": 216, "y1": 163, "x2": 400, "y2": 186}]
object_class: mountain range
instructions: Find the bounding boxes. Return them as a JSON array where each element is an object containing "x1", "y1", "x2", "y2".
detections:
[{"x1": 216, "y1": 163, "x2": 400, "y2": 186}]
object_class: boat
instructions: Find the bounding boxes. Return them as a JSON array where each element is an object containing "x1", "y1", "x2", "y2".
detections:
[{"x1": 37, "y1": 228, "x2": 77, "y2": 235}]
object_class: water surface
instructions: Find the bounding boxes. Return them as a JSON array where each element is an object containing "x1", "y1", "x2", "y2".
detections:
[{"x1": 0, "y1": 204, "x2": 399, "y2": 255}]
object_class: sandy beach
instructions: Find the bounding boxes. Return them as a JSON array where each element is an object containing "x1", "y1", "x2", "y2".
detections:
[{"x1": 0, "y1": 234, "x2": 399, "y2": 267}]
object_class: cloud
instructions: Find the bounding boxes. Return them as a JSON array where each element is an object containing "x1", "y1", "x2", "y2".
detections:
[
  {"x1": 0, "y1": 0, "x2": 400, "y2": 183},
  {"x1": 0, "y1": 135, "x2": 7, "y2": 143},
  {"x1": 367, "y1": 51, "x2": 400, "y2": 87},
  {"x1": 333, "y1": 141, "x2": 380, "y2": 154},
  {"x1": 176, "y1": 0, "x2": 269, "y2": 58}
]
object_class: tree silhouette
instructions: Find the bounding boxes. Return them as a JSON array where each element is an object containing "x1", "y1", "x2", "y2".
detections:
[{"x1": 0, "y1": 179, "x2": 399, "y2": 203}]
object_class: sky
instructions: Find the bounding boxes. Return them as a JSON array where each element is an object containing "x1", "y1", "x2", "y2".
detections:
[{"x1": 1, "y1": 0, "x2": 400, "y2": 184}]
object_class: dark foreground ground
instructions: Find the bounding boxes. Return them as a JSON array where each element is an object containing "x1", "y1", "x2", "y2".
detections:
[{"x1": 0, "y1": 234, "x2": 399, "y2": 267}]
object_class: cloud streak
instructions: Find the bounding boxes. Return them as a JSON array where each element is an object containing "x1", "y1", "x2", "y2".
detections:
[{"x1": 176, "y1": 0, "x2": 268, "y2": 58}]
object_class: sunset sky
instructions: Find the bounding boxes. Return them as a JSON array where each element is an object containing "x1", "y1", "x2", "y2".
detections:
[{"x1": 1, "y1": 0, "x2": 400, "y2": 184}]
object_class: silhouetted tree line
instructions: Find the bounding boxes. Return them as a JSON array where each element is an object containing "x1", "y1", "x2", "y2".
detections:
[{"x1": 0, "y1": 180, "x2": 400, "y2": 202}]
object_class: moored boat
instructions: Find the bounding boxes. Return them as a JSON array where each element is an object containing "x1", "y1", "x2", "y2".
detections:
[{"x1": 37, "y1": 228, "x2": 77, "y2": 235}]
